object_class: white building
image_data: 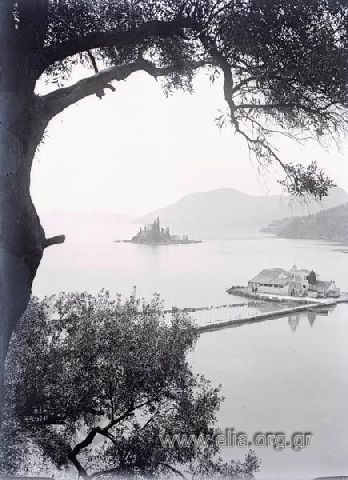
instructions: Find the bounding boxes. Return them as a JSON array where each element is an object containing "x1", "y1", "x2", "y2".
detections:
[{"x1": 248, "y1": 265, "x2": 340, "y2": 298}]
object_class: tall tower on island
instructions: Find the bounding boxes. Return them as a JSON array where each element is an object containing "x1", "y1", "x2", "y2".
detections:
[{"x1": 152, "y1": 217, "x2": 161, "y2": 242}]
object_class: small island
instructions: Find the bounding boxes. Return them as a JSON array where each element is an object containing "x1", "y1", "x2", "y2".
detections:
[{"x1": 124, "y1": 217, "x2": 202, "y2": 245}]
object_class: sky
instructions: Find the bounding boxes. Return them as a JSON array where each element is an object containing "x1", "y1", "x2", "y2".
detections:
[{"x1": 32, "y1": 68, "x2": 348, "y2": 216}]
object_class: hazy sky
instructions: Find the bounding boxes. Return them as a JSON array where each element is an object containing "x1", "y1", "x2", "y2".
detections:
[{"x1": 32, "y1": 68, "x2": 348, "y2": 216}]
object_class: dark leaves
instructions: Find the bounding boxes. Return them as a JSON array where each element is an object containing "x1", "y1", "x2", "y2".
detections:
[
  {"x1": 25, "y1": 1, "x2": 348, "y2": 198},
  {"x1": 4, "y1": 291, "x2": 224, "y2": 477},
  {"x1": 279, "y1": 161, "x2": 336, "y2": 199}
]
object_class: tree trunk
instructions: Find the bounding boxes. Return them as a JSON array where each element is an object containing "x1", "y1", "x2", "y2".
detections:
[{"x1": 0, "y1": 91, "x2": 48, "y2": 421}]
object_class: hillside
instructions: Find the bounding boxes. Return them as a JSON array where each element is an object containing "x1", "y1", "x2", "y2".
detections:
[
  {"x1": 138, "y1": 187, "x2": 348, "y2": 239},
  {"x1": 262, "y1": 203, "x2": 348, "y2": 243}
]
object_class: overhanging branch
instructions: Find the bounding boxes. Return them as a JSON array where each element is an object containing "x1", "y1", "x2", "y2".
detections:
[
  {"x1": 200, "y1": 32, "x2": 336, "y2": 199},
  {"x1": 40, "y1": 17, "x2": 197, "y2": 73},
  {"x1": 41, "y1": 58, "x2": 208, "y2": 119}
]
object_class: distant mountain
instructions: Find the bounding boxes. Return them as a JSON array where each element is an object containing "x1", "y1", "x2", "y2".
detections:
[
  {"x1": 137, "y1": 187, "x2": 348, "y2": 239},
  {"x1": 262, "y1": 203, "x2": 348, "y2": 243}
]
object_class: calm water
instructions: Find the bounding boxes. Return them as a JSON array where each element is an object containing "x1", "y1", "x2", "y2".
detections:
[{"x1": 34, "y1": 219, "x2": 348, "y2": 479}]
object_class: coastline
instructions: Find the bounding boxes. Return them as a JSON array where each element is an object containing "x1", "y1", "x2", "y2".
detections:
[{"x1": 116, "y1": 239, "x2": 203, "y2": 245}]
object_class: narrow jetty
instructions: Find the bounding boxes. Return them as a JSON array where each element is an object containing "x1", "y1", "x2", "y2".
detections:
[
  {"x1": 196, "y1": 301, "x2": 337, "y2": 333},
  {"x1": 163, "y1": 302, "x2": 249, "y2": 314},
  {"x1": 195, "y1": 292, "x2": 348, "y2": 333},
  {"x1": 163, "y1": 291, "x2": 348, "y2": 334}
]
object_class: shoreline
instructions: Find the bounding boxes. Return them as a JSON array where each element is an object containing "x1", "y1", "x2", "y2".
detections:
[{"x1": 115, "y1": 239, "x2": 203, "y2": 245}]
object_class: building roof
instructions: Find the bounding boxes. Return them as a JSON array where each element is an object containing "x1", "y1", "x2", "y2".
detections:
[
  {"x1": 249, "y1": 268, "x2": 291, "y2": 285},
  {"x1": 249, "y1": 266, "x2": 338, "y2": 293},
  {"x1": 309, "y1": 280, "x2": 335, "y2": 293}
]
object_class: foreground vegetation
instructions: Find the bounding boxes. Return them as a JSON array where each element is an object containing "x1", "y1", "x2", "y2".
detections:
[{"x1": 1, "y1": 291, "x2": 259, "y2": 479}]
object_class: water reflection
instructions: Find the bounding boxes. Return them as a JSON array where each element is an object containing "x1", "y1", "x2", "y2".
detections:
[
  {"x1": 287, "y1": 307, "x2": 335, "y2": 332},
  {"x1": 288, "y1": 314, "x2": 300, "y2": 332},
  {"x1": 308, "y1": 310, "x2": 316, "y2": 327},
  {"x1": 191, "y1": 304, "x2": 348, "y2": 480}
]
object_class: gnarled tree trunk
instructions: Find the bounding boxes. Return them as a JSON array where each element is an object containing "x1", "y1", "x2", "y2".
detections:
[
  {"x1": 0, "y1": 89, "x2": 49, "y2": 420},
  {"x1": 0, "y1": 4, "x2": 65, "y2": 416}
]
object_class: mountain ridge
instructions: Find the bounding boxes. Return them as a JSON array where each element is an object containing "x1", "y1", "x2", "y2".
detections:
[{"x1": 137, "y1": 187, "x2": 348, "y2": 238}]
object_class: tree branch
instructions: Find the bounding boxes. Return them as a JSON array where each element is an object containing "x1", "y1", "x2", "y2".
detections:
[
  {"x1": 87, "y1": 50, "x2": 99, "y2": 73},
  {"x1": 234, "y1": 102, "x2": 295, "y2": 111},
  {"x1": 43, "y1": 235, "x2": 66, "y2": 249},
  {"x1": 40, "y1": 17, "x2": 197, "y2": 72},
  {"x1": 198, "y1": 33, "x2": 319, "y2": 185},
  {"x1": 41, "y1": 58, "x2": 208, "y2": 120},
  {"x1": 70, "y1": 399, "x2": 154, "y2": 468},
  {"x1": 205, "y1": 0, "x2": 236, "y2": 26},
  {"x1": 67, "y1": 402, "x2": 151, "y2": 477},
  {"x1": 68, "y1": 452, "x2": 89, "y2": 480}
]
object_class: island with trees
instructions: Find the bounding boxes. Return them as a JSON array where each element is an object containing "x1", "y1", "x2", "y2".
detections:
[{"x1": 125, "y1": 217, "x2": 202, "y2": 245}]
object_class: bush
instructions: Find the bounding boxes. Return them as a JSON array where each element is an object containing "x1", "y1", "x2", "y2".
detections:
[{"x1": 4, "y1": 291, "x2": 259, "y2": 479}]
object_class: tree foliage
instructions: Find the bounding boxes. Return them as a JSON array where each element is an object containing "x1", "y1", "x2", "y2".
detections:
[
  {"x1": 4, "y1": 0, "x2": 348, "y2": 197},
  {"x1": 3, "y1": 291, "x2": 259, "y2": 479},
  {"x1": 43, "y1": 0, "x2": 348, "y2": 197}
]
